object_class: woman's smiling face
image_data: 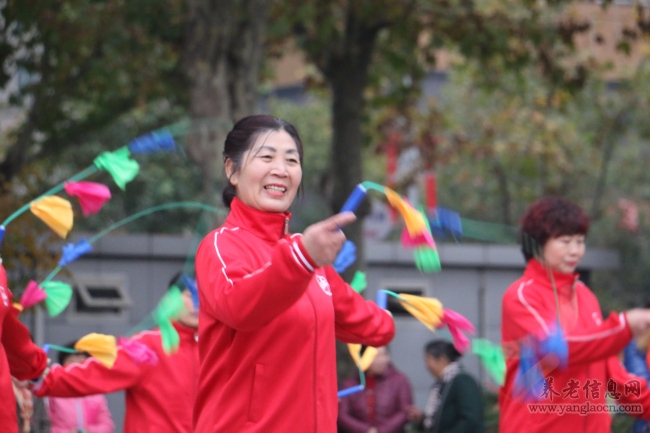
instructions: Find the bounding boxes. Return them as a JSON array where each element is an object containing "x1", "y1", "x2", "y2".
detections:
[
  {"x1": 543, "y1": 234, "x2": 586, "y2": 274},
  {"x1": 226, "y1": 129, "x2": 302, "y2": 213}
]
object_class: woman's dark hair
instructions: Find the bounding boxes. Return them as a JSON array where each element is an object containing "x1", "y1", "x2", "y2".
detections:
[
  {"x1": 58, "y1": 341, "x2": 90, "y2": 365},
  {"x1": 519, "y1": 196, "x2": 590, "y2": 262},
  {"x1": 424, "y1": 340, "x2": 461, "y2": 362},
  {"x1": 222, "y1": 114, "x2": 304, "y2": 208}
]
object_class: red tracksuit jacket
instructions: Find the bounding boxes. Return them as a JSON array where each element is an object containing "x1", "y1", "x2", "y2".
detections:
[
  {"x1": 33, "y1": 322, "x2": 198, "y2": 433},
  {"x1": 0, "y1": 264, "x2": 48, "y2": 433},
  {"x1": 499, "y1": 259, "x2": 650, "y2": 433},
  {"x1": 194, "y1": 198, "x2": 396, "y2": 433}
]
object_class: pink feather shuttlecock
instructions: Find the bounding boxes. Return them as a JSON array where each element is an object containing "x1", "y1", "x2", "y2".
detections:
[
  {"x1": 400, "y1": 224, "x2": 436, "y2": 249},
  {"x1": 64, "y1": 181, "x2": 112, "y2": 216},
  {"x1": 20, "y1": 280, "x2": 47, "y2": 309},
  {"x1": 439, "y1": 308, "x2": 476, "y2": 354},
  {"x1": 118, "y1": 337, "x2": 159, "y2": 366}
]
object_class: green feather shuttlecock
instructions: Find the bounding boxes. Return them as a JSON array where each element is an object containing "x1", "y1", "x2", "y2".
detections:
[
  {"x1": 350, "y1": 271, "x2": 367, "y2": 293},
  {"x1": 42, "y1": 281, "x2": 73, "y2": 317}
]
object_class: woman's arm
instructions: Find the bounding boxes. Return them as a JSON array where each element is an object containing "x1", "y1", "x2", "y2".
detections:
[
  {"x1": 3, "y1": 300, "x2": 48, "y2": 380},
  {"x1": 33, "y1": 346, "x2": 145, "y2": 398},
  {"x1": 502, "y1": 282, "x2": 631, "y2": 367},
  {"x1": 196, "y1": 230, "x2": 315, "y2": 332},
  {"x1": 326, "y1": 267, "x2": 394, "y2": 346}
]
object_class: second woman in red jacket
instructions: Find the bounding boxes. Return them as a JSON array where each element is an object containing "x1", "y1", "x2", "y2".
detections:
[{"x1": 194, "y1": 114, "x2": 395, "y2": 432}]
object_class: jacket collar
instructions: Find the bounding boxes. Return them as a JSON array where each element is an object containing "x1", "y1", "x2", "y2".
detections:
[
  {"x1": 226, "y1": 197, "x2": 291, "y2": 242},
  {"x1": 523, "y1": 258, "x2": 579, "y2": 294}
]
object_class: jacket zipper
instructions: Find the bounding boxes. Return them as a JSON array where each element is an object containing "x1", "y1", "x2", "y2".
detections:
[
  {"x1": 284, "y1": 217, "x2": 289, "y2": 235},
  {"x1": 307, "y1": 289, "x2": 318, "y2": 432}
]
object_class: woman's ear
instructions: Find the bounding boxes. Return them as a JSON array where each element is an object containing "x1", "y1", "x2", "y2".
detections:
[{"x1": 225, "y1": 158, "x2": 238, "y2": 187}]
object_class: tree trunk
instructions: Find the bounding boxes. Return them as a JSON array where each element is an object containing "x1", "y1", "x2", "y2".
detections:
[
  {"x1": 322, "y1": 15, "x2": 381, "y2": 282},
  {"x1": 182, "y1": 0, "x2": 270, "y2": 204}
]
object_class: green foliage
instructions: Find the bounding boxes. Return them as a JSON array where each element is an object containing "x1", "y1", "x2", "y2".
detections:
[
  {"x1": 0, "y1": 0, "x2": 185, "y2": 179},
  {"x1": 429, "y1": 51, "x2": 650, "y2": 307}
]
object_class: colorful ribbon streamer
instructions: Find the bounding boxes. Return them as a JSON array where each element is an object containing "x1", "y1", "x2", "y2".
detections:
[{"x1": 340, "y1": 182, "x2": 440, "y2": 273}]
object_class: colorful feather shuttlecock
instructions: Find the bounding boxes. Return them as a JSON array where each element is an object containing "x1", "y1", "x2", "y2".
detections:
[
  {"x1": 181, "y1": 274, "x2": 200, "y2": 310},
  {"x1": 20, "y1": 280, "x2": 47, "y2": 309},
  {"x1": 348, "y1": 344, "x2": 379, "y2": 371},
  {"x1": 58, "y1": 239, "x2": 93, "y2": 267},
  {"x1": 333, "y1": 241, "x2": 357, "y2": 274},
  {"x1": 350, "y1": 271, "x2": 367, "y2": 294},
  {"x1": 127, "y1": 131, "x2": 176, "y2": 154},
  {"x1": 397, "y1": 293, "x2": 444, "y2": 331},
  {"x1": 384, "y1": 189, "x2": 428, "y2": 239},
  {"x1": 400, "y1": 225, "x2": 436, "y2": 249},
  {"x1": 414, "y1": 205, "x2": 441, "y2": 272},
  {"x1": 42, "y1": 281, "x2": 73, "y2": 317},
  {"x1": 539, "y1": 320, "x2": 568, "y2": 370},
  {"x1": 152, "y1": 287, "x2": 186, "y2": 354},
  {"x1": 513, "y1": 339, "x2": 546, "y2": 402},
  {"x1": 75, "y1": 333, "x2": 117, "y2": 369},
  {"x1": 118, "y1": 337, "x2": 159, "y2": 366},
  {"x1": 93, "y1": 148, "x2": 140, "y2": 190},
  {"x1": 64, "y1": 181, "x2": 111, "y2": 216},
  {"x1": 472, "y1": 339, "x2": 506, "y2": 386},
  {"x1": 439, "y1": 308, "x2": 475, "y2": 354},
  {"x1": 30, "y1": 196, "x2": 74, "y2": 238}
]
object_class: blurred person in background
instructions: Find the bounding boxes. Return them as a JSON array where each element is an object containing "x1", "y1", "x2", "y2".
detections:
[
  {"x1": 338, "y1": 346, "x2": 413, "y2": 433},
  {"x1": 408, "y1": 339, "x2": 483, "y2": 433}
]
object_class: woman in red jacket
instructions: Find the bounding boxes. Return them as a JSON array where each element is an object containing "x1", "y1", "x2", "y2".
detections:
[
  {"x1": 499, "y1": 197, "x2": 650, "y2": 433},
  {"x1": 194, "y1": 114, "x2": 395, "y2": 433},
  {"x1": 0, "y1": 262, "x2": 49, "y2": 433},
  {"x1": 33, "y1": 286, "x2": 199, "y2": 433}
]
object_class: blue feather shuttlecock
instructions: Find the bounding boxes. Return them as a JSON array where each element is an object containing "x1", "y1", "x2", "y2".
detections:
[
  {"x1": 128, "y1": 131, "x2": 176, "y2": 154},
  {"x1": 58, "y1": 239, "x2": 93, "y2": 267}
]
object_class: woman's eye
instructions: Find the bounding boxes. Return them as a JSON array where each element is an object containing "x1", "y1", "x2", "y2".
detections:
[
  {"x1": 287, "y1": 158, "x2": 299, "y2": 164},
  {"x1": 260, "y1": 155, "x2": 273, "y2": 160}
]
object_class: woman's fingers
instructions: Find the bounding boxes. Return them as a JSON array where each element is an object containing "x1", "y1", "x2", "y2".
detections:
[
  {"x1": 302, "y1": 212, "x2": 357, "y2": 268},
  {"x1": 320, "y1": 211, "x2": 357, "y2": 231}
]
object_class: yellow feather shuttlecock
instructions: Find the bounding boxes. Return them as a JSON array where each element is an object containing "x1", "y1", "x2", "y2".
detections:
[
  {"x1": 398, "y1": 293, "x2": 444, "y2": 331},
  {"x1": 384, "y1": 188, "x2": 427, "y2": 237},
  {"x1": 347, "y1": 344, "x2": 379, "y2": 371},
  {"x1": 75, "y1": 333, "x2": 117, "y2": 369},
  {"x1": 30, "y1": 196, "x2": 74, "y2": 238}
]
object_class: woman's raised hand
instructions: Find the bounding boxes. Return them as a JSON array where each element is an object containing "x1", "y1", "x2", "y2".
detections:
[
  {"x1": 626, "y1": 309, "x2": 650, "y2": 338},
  {"x1": 302, "y1": 212, "x2": 357, "y2": 268}
]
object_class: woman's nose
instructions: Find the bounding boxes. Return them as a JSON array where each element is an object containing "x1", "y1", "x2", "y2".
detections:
[{"x1": 270, "y1": 159, "x2": 288, "y2": 176}]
